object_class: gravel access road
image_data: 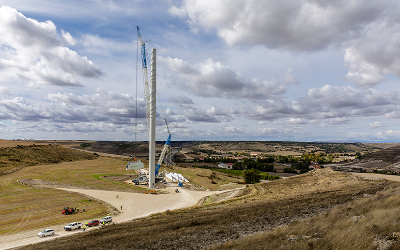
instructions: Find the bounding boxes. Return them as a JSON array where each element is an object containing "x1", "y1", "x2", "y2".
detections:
[{"x1": 0, "y1": 185, "x2": 219, "y2": 250}]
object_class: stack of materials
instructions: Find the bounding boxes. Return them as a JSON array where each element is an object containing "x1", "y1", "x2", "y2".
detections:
[{"x1": 165, "y1": 172, "x2": 189, "y2": 183}]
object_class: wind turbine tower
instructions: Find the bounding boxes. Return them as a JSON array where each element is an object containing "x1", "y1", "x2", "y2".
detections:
[{"x1": 149, "y1": 48, "x2": 156, "y2": 188}]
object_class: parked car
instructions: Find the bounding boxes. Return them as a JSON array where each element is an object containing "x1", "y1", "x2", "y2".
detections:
[
  {"x1": 87, "y1": 219, "x2": 99, "y2": 227},
  {"x1": 100, "y1": 216, "x2": 112, "y2": 224},
  {"x1": 64, "y1": 222, "x2": 82, "y2": 231},
  {"x1": 38, "y1": 229, "x2": 55, "y2": 237}
]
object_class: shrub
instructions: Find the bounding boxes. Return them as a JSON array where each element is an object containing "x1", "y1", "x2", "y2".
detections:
[{"x1": 243, "y1": 168, "x2": 261, "y2": 184}]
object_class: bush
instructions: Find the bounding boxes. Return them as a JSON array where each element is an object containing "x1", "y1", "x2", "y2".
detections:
[
  {"x1": 243, "y1": 168, "x2": 261, "y2": 184},
  {"x1": 260, "y1": 172, "x2": 280, "y2": 180}
]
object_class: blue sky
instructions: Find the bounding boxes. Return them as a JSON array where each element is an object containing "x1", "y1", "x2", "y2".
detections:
[{"x1": 0, "y1": 0, "x2": 400, "y2": 142}]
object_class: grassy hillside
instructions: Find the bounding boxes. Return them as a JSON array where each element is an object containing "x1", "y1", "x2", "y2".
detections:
[
  {"x1": 216, "y1": 183, "x2": 400, "y2": 249},
  {"x1": 0, "y1": 144, "x2": 98, "y2": 175},
  {"x1": 20, "y1": 169, "x2": 398, "y2": 250}
]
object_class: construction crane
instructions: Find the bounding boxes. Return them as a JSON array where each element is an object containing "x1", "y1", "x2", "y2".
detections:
[
  {"x1": 136, "y1": 26, "x2": 174, "y2": 186},
  {"x1": 137, "y1": 26, "x2": 151, "y2": 139},
  {"x1": 155, "y1": 118, "x2": 172, "y2": 177}
]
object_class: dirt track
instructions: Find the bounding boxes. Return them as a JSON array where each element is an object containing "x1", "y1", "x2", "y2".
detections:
[
  {"x1": 0, "y1": 184, "x2": 235, "y2": 250},
  {"x1": 354, "y1": 172, "x2": 400, "y2": 181}
]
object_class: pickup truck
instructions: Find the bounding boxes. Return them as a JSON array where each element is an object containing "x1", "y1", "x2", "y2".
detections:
[
  {"x1": 64, "y1": 222, "x2": 82, "y2": 231},
  {"x1": 100, "y1": 216, "x2": 112, "y2": 224}
]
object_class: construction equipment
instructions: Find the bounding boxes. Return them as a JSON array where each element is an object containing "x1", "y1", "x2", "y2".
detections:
[
  {"x1": 137, "y1": 26, "x2": 151, "y2": 138},
  {"x1": 155, "y1": 118, "x2": 172, "y2": 176},
  {"x1": 126, "y1": 155, "x2": 144, "y2": 170},
  {"x1": 62, "y1": 207, "x2": 76, "y2": 215},
  {"x1": 132, "y1": 175, "x2": 149, "y2": 185},
  {"x1": 136, "y1": 27, "x2": 175, "y2": 187}
]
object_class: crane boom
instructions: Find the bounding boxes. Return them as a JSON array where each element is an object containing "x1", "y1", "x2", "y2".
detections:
[
  {"x1": 155, "y1": 134, "x2": 171, "y2": 176},
  {"x1": 164, "y1": 117, "x2": 170, "y2": 135},
  {"x1": 136, "y1": 27, "x2": 174, "y2": 182},
  {"x1": 137, "y1": 26, "x2": 151, "y2": 140}
]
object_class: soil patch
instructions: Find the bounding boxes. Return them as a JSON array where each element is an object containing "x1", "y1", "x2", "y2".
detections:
[
  {"x1": 102, "y1": 175, "x2": 134, "y2": 183},
  {"x1": 18, "y1": 178, "x2": 89, "y2": 190}
]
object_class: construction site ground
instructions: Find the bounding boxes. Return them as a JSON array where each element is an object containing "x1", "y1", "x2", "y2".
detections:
[
  {"x1": 0, "y1": 144, "x2": 245, "y2": 250},
  {"x1": 0, "y1": 180, "x2": 240, "y2": 250},
  {"x1": 3, "y1": 142, "x2": 400, "y2": 249},
  {"x1": 17, "y1": 168, "x2": 400, "y2": 250}
]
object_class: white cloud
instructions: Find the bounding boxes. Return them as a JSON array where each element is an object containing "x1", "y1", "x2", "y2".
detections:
[
  {"x1": 0, "y1": 6, "x2": 102, "y2": 87},
  {"x1": 160, "y1": 56, "x2": 286, "y2": 99},
  {"x1": 170, "y1": 1, "x2": 400, "y2": 87},
  {"x1": 168, "y1": 96, "x2": 194, "y2": 104},
  {"x1": 0, "y1": 90, "x2": 146, "y2": 123},
  {"x1": 344, "y1": 47, "x2": 386, "y2": 87},
  {"x1": 61, "y1": 30, "x2": 77, "y2": 46},
  {"x1": 385, "y1": 111, "x2": 400, "y2": 119},
  {"x1": 258, "y1": 127, "x2": 277, "y2": 134},
  {"x1": 223, "y1": 126, "x2": 242, "y2": 134},
  {"x1": 286, "y1": 118, "x2": 307, "y2": 124},
  {"x1": 170, "y1": 0, "x2": 386, "y2": 51},
  {"x1": 343, "y1": 17, "x2": 400, "y2": 87},
  {"x1": 247, "y1": 85, "x2": 400, "y2": 123},
  {"x1": 181, "y1": 105, "x2": 235, "y2": 123},
  {"x1": 281, "y1": 68, "x2": 299, "y2": 84},
  {"x1": 369, "y1": 121, "x2": 386, "y2": 129},
  {"x1": 330, "y1": 117, "x2": 349, "y2": 125},
  {"x1": 0, "y1": 86, "x2": 11, "y2": 95},
  {"x1": 386, "y1": 130, "x2": 400, "y2": 135}
]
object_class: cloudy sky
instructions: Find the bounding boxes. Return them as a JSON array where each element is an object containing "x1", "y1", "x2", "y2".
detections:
[{"x1": 0, "y1": 0, "x2": 400, "y2": 142}]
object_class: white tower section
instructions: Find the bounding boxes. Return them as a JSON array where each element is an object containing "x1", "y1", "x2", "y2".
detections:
[{"x1": 149, "y1": 48, "x2": 156, "y2": 188}]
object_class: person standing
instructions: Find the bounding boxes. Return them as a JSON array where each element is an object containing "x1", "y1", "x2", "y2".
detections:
[{"x1": 120, "y1": 205, "x2": 122, "y2": 210}]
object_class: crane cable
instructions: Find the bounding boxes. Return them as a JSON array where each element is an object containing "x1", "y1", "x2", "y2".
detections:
[{"x1": 135, "y1": 28, "x2": 139, "y2": 144}]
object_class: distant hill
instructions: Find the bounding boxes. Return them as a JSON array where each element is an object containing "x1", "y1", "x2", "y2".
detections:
[{"x1": 0, "y1": 144, "x2": 98, "y2": 175}]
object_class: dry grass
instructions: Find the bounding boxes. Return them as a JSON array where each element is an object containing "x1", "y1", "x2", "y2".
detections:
[
  {"x1": 0, "y1": 139, "x2": 47, "y2": 147},
  {"x1": 0, "y1": 145, "x2": 244, "y2": 236},
  {"x1": 216, "y1": 185, "x2": 400, "y2": 250},
  {"x1": 21, "y1": 169, "x2": 398, "y2": 250},
  {"x1": 12, "y1": 157, "x2": 144, "y2": 191},
  {"x1": 0, "y1": 154, "x2": 145, "y2": 235},
  {"x1": 0, "y1": 144, "x2": 98, "y2": 175},
  {"x1": 0, "y1": 183, "x2": 108, "y2": 235}
]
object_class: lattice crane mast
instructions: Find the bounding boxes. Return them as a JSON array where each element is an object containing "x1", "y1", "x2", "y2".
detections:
[
  {"x1": 137, "y1": 26, "x2": 151, "y2": 140},
  {"x1": 137, "y1": 27, "x2": 174, "y2": 183}
]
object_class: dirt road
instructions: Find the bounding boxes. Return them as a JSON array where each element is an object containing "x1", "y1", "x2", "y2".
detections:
[
  {"x1": 354, "y1": 172, "x2": 400, "y2": 181},
  {"x1": 0, "y1": 185, "x2": 229, "y2": 250}
]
